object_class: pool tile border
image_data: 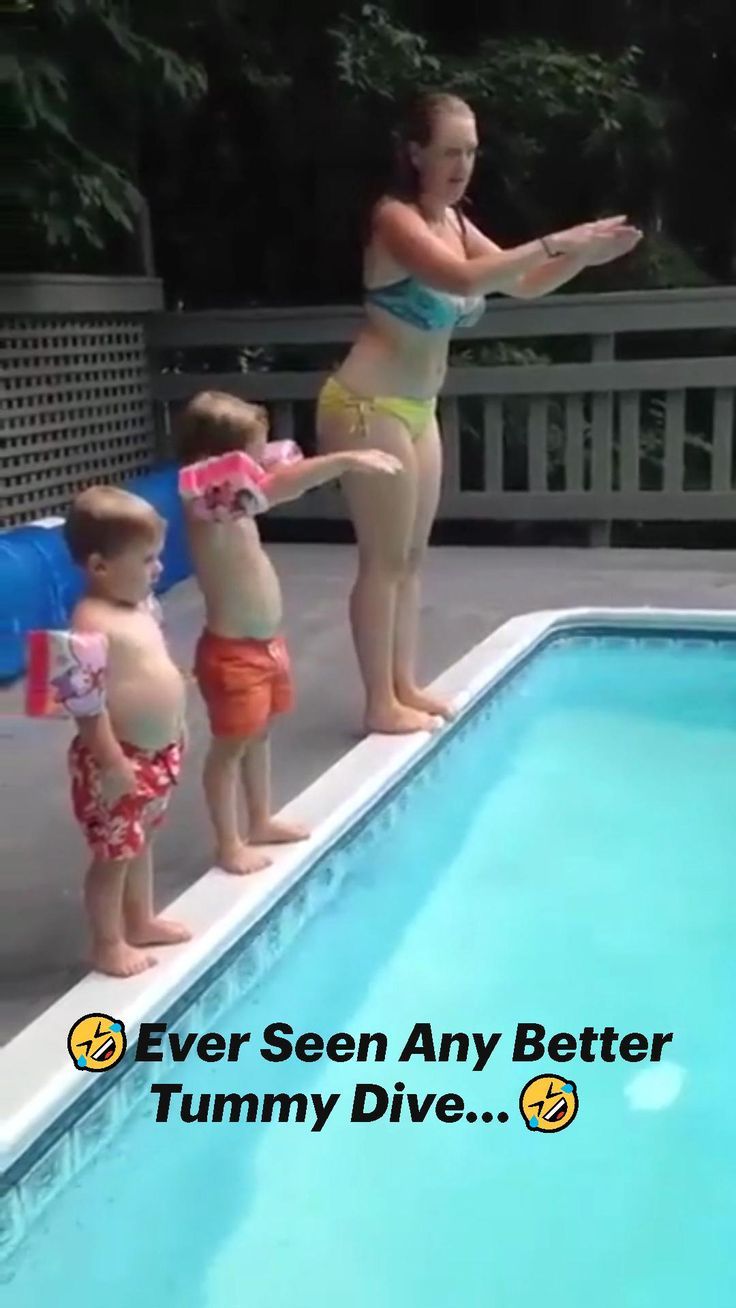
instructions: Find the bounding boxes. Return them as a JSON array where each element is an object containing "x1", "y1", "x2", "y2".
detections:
[
  {"x1": 3, "y1": 604, "x2": 736, "y2": 1262},
  {"x1": 0, "y1": 752, "x2": 451, "y2": 1261}
]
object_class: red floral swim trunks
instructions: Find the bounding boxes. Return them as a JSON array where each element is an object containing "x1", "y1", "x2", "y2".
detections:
[{"x1": 69, "y1": 736, "x2": 184, "y2": 862}]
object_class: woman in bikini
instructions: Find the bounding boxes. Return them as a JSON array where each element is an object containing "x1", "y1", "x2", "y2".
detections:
[{"x1": 316, "y1": 91, "x2": 642, "y2": 735}]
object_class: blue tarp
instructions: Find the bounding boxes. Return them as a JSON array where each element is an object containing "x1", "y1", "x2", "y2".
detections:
[{"x1": 0, "y1": 465, "x2": 191, "y2": 682}]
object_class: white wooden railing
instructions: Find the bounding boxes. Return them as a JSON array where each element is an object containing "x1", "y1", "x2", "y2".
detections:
[
  {"x1": 2, "y1": 280, "x2": 735, "y2": 530},
  {"x1": 146, "y1": 288, "x2": 736, "y2": 528}
]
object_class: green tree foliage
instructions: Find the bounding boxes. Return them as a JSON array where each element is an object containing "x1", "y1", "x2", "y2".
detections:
[
  {"x1": 8, "y1": 0, "x2": 206, "y2": 262},
  {"x1": 7, "y1": 0, "x2": 735, "y2": 296}
]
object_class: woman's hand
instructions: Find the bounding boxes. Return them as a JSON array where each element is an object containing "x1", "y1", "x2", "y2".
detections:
[
  {"x1": 545, "y1": 216, "x2": 641, "y2": 262},
  {"x1": 582, "y1": 221, "x2": 643, "y2": 266}
]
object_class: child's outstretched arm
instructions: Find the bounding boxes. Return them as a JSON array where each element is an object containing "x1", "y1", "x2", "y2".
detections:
[{"x1": 264, "y1": 449, "x2": 401, "y2": 507}]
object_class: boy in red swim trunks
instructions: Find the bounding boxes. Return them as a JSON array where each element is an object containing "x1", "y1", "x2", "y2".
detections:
[
  {"x1": 176, "y1": 391, "x2": 399, "y2": 874},
  {"x1": 63, "y1": 486, "x2": 191, "y2": 976}
]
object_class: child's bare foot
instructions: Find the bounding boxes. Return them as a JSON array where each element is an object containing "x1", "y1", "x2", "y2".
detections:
[
  {"x1": 127, "y1": 918, "x2": 192, "y2": 947},
  {"x1": 91, "y1": 941, "x2": 155, "y2": 978},
  {"x1": 250, "y1": 818, "x2": 310, "y2": 844},
  {"x1": 396, "y1": 685, "x2": 456, "y2": 721},
  {"x1": 216, "y1": 842, "x2": 272, "y2": 875},
  {"x1": 365, "y1": 702, "x2": 441, "y2": 735}
]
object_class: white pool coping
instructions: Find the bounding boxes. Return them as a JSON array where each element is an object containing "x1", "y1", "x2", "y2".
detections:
[{"x1": 2, "y1": 602, "x2": 735, "y2": 1177}]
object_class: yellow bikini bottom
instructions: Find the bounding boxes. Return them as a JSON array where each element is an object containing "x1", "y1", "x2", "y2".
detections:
[{"x1": 317, "y1": 376, "x2": 436, "y2": 443}]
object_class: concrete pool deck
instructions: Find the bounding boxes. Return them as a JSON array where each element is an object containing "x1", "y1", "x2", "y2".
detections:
[{"x1": 3, "y1": 542, "x2": 736, "y2": 1049}]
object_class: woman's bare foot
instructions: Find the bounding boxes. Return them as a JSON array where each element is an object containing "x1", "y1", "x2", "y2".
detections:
[
  {"x1": 216, "y1": 842, "x2": 272, "y2": 875},
  {"x1": 127, "y1": 918, "x2": 192, "y2": 947},
  {"x1": 365, "y1": 701, "x2": 441, "y2": 735},
  {"x1": 91, "y1": 941, "x2": 155, "y2": 978},
  {"x1": 250, "y1": 818, "x2": 310, "y2": 844},
  {"x1": 396, "y1": 684, "x2": 456, "y2": 721}
]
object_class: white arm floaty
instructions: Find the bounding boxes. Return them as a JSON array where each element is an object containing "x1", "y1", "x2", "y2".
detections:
[
  {"x1": 178, "y1": 450, "x2": 270, "y2": 520},
  {"x1": 26, "y1": 630, "x2": 108, "y2": 718}
]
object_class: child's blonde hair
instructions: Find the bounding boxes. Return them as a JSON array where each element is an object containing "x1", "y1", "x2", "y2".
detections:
[
  {"x1": 64, "y1": 486, "x2": 164, "y2": 565},
  {"x1": 174, "y1": 391, "x2": 268, "y2": 466}
]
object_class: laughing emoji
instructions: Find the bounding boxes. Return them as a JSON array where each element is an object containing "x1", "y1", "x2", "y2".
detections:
[
  {"x1": 520, "y1": 1074, "x2": 578, "y2": 1133},
  {"x1": 67, "y1": 1014, "x2": 126, "y2": 1073}
]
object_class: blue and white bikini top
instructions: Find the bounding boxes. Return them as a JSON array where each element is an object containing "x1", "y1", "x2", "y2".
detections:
[{"x1": 365, "y1": 276, "x2": 485, "y2": 332}]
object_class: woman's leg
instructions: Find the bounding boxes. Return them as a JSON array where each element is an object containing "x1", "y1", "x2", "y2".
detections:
[
  {"x1": 393, "y1": 416, "x2": 455, "y2": 718},
  {"x1": 317, "y1": 404, "x2": 439, "y2": 733}
]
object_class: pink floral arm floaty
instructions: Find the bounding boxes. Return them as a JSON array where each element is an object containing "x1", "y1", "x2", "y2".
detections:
[
  {"x1": 178, "y1": 450, "x2": 270, "y2": 520},
  {"x1": 26, "y1": 630, "x2": 109, "y2": 718},
  {"x1": 260, "y1": 440, "x2": 303, "y2": 471}
]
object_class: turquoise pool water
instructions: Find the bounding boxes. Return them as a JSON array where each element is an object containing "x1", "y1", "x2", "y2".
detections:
[{"x1": 7, "y1": 635, "x2": 736, "y2": 1306}]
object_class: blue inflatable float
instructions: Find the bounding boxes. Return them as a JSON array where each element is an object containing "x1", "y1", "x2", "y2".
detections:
[{"x1": 0, "y1": 464, "x2": 191, "y2": 682}]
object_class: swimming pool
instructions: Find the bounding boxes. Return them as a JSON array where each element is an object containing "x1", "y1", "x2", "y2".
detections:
[{"x1": 3, "y1": 620, "x2": 736, "y2": 1305}]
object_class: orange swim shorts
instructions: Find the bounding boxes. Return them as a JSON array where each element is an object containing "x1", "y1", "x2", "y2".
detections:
[
  {"x1": 194, "y1": 630, "x2": 294, "y2": 738},
  {"x1": 69, "y1": 736, "x2": 184, "y2": 862}
]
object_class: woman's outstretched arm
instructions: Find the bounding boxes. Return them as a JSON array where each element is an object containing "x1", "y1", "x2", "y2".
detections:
[
  {"x1": 458, "y1": 214, "x2": 641, "y2": 299},
  {"x1": 373, "y1": 201, "x2": 640, "y2": 299}
]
